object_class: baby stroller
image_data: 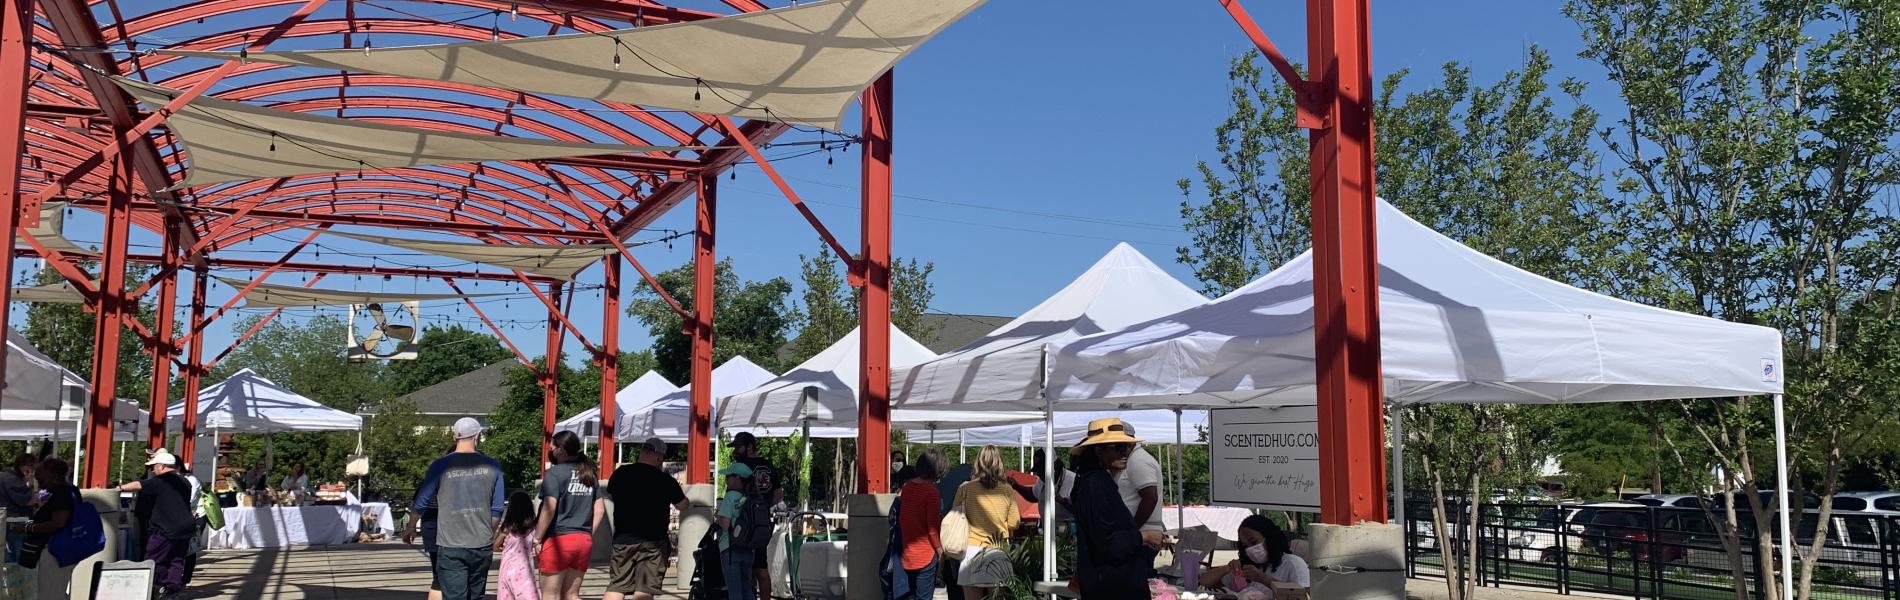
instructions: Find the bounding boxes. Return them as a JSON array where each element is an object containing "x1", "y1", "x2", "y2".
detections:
[{"x1": 686, "y1": 526, "x2": 727, "y2": 600}]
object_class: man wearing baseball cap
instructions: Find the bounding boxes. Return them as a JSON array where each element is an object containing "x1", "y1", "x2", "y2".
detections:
[
  {"x1": 406, "y1": 418, "x2": 506, "y2": 600},
  {"x1": 118, "y1": 450, "x2": 195, "y2": 599},
  {"x1": 604, "y1": 437, "x2": 687, "y2": 600},
  {"x1": 728, "y1": 431, "x2": 780, "y2": 600}
]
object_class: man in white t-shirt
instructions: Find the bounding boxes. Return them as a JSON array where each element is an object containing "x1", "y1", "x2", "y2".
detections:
[{"x1": 1115, "y1": 424, "x2": 1165, "y2": 575}]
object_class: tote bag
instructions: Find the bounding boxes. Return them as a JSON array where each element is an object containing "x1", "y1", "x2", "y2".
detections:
[{"x1": 939, "y1": 484, "x2": 971, "y2": 560}]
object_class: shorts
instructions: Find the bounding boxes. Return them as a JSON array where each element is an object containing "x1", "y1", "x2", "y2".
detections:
[
  {"x1": 607, "y1": 541, "x2": 669, "y2": 595},
  {"x1": 957, "y1": 546, "x2": 1012, "y2": 588},
  {"x1": 753, "y1": 545, "x2": 768, "y2": 566},
  {"x1": 538, "y1": 532, "x2": 594, "y2": 574}
]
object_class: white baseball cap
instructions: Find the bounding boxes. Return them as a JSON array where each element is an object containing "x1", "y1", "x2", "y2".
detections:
[
  {"x1": 145, "y1": 451, "x2": 178, "y2": 467},
  {"x1": 453, "y1": 417, "x2": 484, "y2": 440}
]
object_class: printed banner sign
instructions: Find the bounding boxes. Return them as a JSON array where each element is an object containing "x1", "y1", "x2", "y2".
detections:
[{"x1": 1209, "y1": 406, "x2": 1320, "y2": 512}]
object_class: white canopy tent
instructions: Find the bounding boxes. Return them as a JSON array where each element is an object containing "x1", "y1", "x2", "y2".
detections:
[
  {"x1": 890, "y1": 242, "x2": 1208, "y2": 414},
  {"x1": 615, "y1": 356, "x2": 776, "y2": 443},
  {"x1": 1037, "y1": 198, "x2": 1787, "y2": 583},
  {"x1": 166, "y1": 369, "x2": 363, "y2": 478},
  {"x1": 0, "y1": 401, "x2": 145, "y2": 442},
  {"x1": 557, "y1": 370, "x2": 678, "y2": 439},
  {"x1": 4, "y1": 328, "x2": 88, "y2": 412},
  {"x1": 906, "y1": 409, "x2": 1210, "y2": 448},
  {"x1": 720, "y1": 325, "x2": 1026, "y2": 431}
]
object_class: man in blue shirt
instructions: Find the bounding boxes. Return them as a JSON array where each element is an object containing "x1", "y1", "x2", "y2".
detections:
[{"x1": 405, "y1": 418, "x2": 506, "y2": 600}]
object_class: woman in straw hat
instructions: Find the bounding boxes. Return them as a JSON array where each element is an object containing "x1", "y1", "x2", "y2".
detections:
[
  {"x1": 1070, "y1": 418, "x2": 1168, "y2": 600},
  {"x1": 951, "y1": 446, "x2": 1020, "y2": 599}
]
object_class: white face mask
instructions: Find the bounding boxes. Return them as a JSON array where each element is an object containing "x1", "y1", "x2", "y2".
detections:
[{"x1": 1245, "y1": 543, "x2": 1269, "y2": 564}]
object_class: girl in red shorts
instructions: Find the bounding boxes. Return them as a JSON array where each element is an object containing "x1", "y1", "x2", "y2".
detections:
[{"x1": 536, "y1": 431, "x2": 607, "y2": 600}]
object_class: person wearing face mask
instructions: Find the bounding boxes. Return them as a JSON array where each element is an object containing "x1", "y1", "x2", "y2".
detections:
[
  {"x1": 1069, "y1": 418, "x2": 1167, "y2": 600},
  {"x1": 1199, "y1": 515, "x2": 1310, "y2": 595},
  {"x1": 890, "y1": 451, "x2": 915, "y2": 493}
]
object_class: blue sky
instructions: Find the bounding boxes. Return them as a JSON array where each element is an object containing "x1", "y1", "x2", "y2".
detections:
[{"x1": 21, "y1": 1, "x2": 1617, "y2": 370}]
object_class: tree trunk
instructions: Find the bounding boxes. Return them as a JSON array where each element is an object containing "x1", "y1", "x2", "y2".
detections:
[
  {"x1": 1463, "y1": 468, "x2": 1483, "y2": 600},
  {"x1": 1427, "y1": 457, "x2": 1462, "y2": 600}
]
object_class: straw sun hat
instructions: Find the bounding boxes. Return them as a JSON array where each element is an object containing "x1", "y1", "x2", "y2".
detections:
[{"x1": 1071, "y1": 417, "x2": 1143, "y2": 455}]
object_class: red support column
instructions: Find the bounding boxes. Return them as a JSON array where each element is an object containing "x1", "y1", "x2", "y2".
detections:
[
  {"x1": 685, "y1": 174, "x2": 717, "y2": 485},
  {"x1": 179, "y1": 267, "x2": 208, "y2": 470},
  {"x1": 1307, "y1": 0, "x2": 1386, "y2": 525},
  {"x1": 855, "y1": 71, "x2": 894, "y2": 494},
  {"x1": 146, "y1": 220, "x2": 181, "y2": 450},
  {"x1": 0, "y1": 0, "x2": 33, "y2": 411},
  {"x1": 83, "y1": 153, "x2": 134, "y2": 488},
  {"x1": 542, "y1": 284, "x2": 565, "y2": 477},
  {"x1": 597, "y1": 255, "x2": 621, "y2": 466}
]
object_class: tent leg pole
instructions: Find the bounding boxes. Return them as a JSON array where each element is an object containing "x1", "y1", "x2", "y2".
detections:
[
  {"x1": 1175, "y1": 407, "x2": 1184, "y2": 529},
  {"x1": 1774, "y1": 394, "x2": 1793, "y2": 600},
  {"x1": 1391, "y1": 402, "x2": 1404, "y2": 524},
  {"x1": 801, "y1": 422, "x2": 811, "y2": 511},
  {"x1": 1042, "y1": 400, "x2": 1055, "y2": 586},
  {"x1": 959, "y1": 430, "x2": 966, "y2": 463}
]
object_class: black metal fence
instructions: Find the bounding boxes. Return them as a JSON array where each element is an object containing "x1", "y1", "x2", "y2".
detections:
[{"x1": 1402, "y1": 501, "x2": 1900, "y2": 599}]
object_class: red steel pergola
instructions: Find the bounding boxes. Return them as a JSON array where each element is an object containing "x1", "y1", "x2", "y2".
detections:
[{"x1": 2, "y1": 0, "x2": 1384, "y2": 526}]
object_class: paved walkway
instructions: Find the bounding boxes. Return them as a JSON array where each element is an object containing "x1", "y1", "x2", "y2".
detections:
[{"x1": 179, "y1": 544, "x2": 1597, "y2": 600}]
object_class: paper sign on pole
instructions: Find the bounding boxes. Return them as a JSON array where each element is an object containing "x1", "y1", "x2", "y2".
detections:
[{"x1": 1209, "y1": 406, "x2": 1320, "y2": 512}]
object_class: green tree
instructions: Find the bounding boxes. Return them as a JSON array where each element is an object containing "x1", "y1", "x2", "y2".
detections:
[
  {"x1": 382, "y1": 325, "x2": 512, "y2": 396},
  {"x1": 484, "y1": 350, "x2": 659, "y2": 487},
  {"x1": 1568, "y1": 1, "x2": 1900, "y2": 597},
  {"x1": 361, "y1": 396, "x2": 451, "y2": 507},
  {"x1": 1174, "y1": 55, "x2": 1311, "y2": 296},
  {"x1": 211, "y1": 315, "x2": 390, "y2": 485},
  {"x1": 626, "y1": 259, "x2": 797, "y2": 382},
  {"x1": 787, "y1": 244, "x2": 940, "y2": 364}
]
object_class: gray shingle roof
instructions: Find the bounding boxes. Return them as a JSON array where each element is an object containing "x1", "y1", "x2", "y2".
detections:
[{"x1": 401, "y1": 360, "x2": 514, "y2": 416}]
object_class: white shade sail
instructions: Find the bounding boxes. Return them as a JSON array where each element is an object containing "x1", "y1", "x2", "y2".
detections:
[
  {"x1": 616, "y1": 356, "x2": 776, "y2": 442},
  {"x1": 4, "y1": 328, "x2": 89, "y2": 412},
  {"x1": 166, "y1": 369, "x2": 363, "y2": 433},
  {"x1": 891, "y1": 242, "x2": 1208, "y2": 413},
  {"x1": 9, "y1": 281, "x2": 87, "y2": 304},
  {"x1": 114, "y1": 78, "x2": 694, "y2": 189},
  {"x1": 158, "y1": 0, "x2": 987, "y2": 131},
  {"x1": 557, "y1": 370, "x2": 677, "y2": 439},
  {"x1": 720, "y1": 325, "x2": 1025, "y2": 430},
  {"x1": 322, "y1": 230, "x2": 618, "y2": 281},
  {"x1": 1045, "y1": 198, "x2": 1786, "y2": 409},
  {"x1": 18, "y1": 203, "x2": 96, "y2": 256},
  {"x1": 219, "y1": 277, "x2": 504, "y2": 308}
]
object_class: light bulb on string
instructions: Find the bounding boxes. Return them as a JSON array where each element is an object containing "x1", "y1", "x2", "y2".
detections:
[
  {"x1": 510, "y1": 2, "x2": 518, "y2": 20},
  {"x1": 612, "y1": 37, "x2": 621, "y2": 71},
  {"x1": 268, "y1": 132, "x2": 276, "y2": 152}
]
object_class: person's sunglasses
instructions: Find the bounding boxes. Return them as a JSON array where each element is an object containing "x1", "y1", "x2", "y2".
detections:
[{"x1": 1107, "y1": 443, "x2": 1135, "y2": 454}]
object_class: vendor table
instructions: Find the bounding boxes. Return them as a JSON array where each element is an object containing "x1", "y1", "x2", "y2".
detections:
[
  {"x1": 206, "y1": 503, "x2": 394, "y2": 549},
  {"x1": 1161, "y1": 506, "x2": 1256, "y2": 541}
]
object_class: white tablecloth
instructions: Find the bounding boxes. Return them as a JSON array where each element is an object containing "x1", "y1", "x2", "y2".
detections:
[
  {"x1": 1161, "y1": 505, "x2": 1255, "y2": 541},
  {"x1": 206, "y1": 503, "x2": 395, "y2": 549}
]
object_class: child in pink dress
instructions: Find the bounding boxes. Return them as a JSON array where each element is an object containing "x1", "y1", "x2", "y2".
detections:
[{"x1": 494, "y1": 490, "x2": 540, "y2": 600}]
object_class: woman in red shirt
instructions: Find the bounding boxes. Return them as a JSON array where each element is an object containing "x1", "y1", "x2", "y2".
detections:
[{"x1": 898, "y1": 447, "x2": 946, "y2": 599}]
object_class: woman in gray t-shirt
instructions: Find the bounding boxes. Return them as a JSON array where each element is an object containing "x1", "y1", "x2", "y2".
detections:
[{"x1": 536, "y1": 431, "x2": 606, "y2": 600}]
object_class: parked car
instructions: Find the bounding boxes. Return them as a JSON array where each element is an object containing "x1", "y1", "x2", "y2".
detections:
[
  {"x1": 1632, "y1": 494, "x2": 1705, "y2": 509},
  {"x1": 1498, "y1": 501, "x2": 1648, "y2": 563},
  {"x1": 1832, "y1": 491, "x2": 1900, "y2": 515},
  {"x1": 1578, "y1": 507, "x2": 1691, "y2": 563}
]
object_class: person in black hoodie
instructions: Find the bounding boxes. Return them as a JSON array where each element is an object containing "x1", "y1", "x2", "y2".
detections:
[{"x1": 1069, "y1": 418, "x2": 1167, "y2": 600}]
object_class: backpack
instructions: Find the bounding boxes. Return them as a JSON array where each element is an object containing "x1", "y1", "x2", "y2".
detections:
[
  {"x1": 199, "y1": 488, "x2": 225, "y2": 530},
  {"x1": 729, "y1": 487, "x2": 777, "y2": 550},
  {"x1": 47, "y1": 489, "x2": 105, "y2": 567}
]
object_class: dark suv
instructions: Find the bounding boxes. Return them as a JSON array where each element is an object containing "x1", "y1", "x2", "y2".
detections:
[{"x1": 1580, "y1": 508, "x2": 1690, "y2": 563}]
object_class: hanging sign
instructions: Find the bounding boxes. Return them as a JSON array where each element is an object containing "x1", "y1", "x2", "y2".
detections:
[{"x1": 1209, "y1": 406, "x2": 1320, "y2": 512}]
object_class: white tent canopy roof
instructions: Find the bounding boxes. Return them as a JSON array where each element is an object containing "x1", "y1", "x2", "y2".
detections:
[
  {"x1": 5, "y1": 328, "x2": 88, "y2": 412},
  {"x1": 891, "y1": 242, "x2": 1208, "y2": 413},
  {"x1": 616, "y1": 356, "x2": 775, "y2": 442},
  {"x1": 0, "y1": 400, "x2": 145, "y2": 442},
  {"x1": 159, "y1": 0, "x2": 986, "y2": 131},
  {"x1": 114, "y1": 78, "x2": 693, "y2": 189},
  {"x1": 1045, "y1": 198, "x2": 1786, "y2": 409},
  {"x1": 166, "y1": 369, "x2": 363, "y2": 433},
  {"x1": 720, "y1": 325, "x2": 1021, "y2": 429},
  {"x1": 557, "y1": 370, "x2": 678, "y2": 438},
  {"x1": 905, "y1": 409, "x2": 1210, "y2": 448}
]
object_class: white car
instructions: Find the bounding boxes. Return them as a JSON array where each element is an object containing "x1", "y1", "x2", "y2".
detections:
[
  {"x1": 1832, "y1": 491, "x2": 1900, "y2": 515},
  {"x1": 1632, "y1": 494, "x2": 1705, "y2": 509}
]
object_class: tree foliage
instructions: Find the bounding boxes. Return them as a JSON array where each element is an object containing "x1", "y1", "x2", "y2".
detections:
[
  {"x1": 788, "y1": 243, "x2": 940, "y2": 364},
  {"x1": 626, "y1": 258, "x2": 797, "y2": 382},
  {"x1": 22, "y1": 263, "x2": 156, "y2": 402},
  {"x1": 383, "y1": 325, "x2": 513, "y2": 396}
]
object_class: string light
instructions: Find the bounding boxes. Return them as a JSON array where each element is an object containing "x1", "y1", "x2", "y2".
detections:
[
  {"x1": 268, "y1": 132, "x2": 276, "y2": 152},
  {"x1": 491, "y1": 11, "x2": 502, "y2": 42},
  {"x1": 611, "y1": 37, "x2": 621, "y2": 71},
  {"x1": 510, "y1": 2, "x2": 518, "y2": 21}
]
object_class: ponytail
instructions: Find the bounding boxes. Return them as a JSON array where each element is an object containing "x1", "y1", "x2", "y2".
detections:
[{"x1": 551, "y1": 430, "x2": 597, "y2": 487}]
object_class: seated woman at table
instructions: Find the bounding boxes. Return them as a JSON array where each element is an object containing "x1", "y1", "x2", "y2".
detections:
[
  {"x1": 1199, "y1": 515, "x2": 1310, "y2": 596},
  {"x1": 280, "y1": 462, "x2": 310, "y2": 497}
]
